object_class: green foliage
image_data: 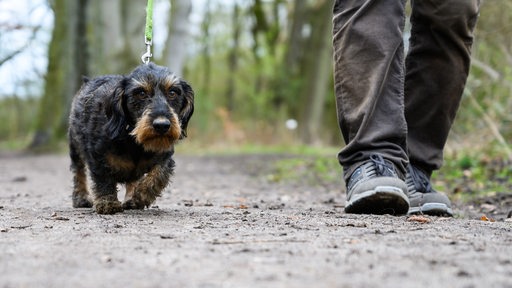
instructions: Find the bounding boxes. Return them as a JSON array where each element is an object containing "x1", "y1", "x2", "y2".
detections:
[
  {"x1": 0, "y1": 97, "x2": 38, "y2": 146},
  {"x1": 453, "y1": 2, "x2": 512, "y2": 151},
  {"x1": 435, "y1": 148, "x2": 512, "y2": 201},
  {"x1": 181, "y1": 1, "x2": 337, "y2": 146},
  {"x1": 457, "y1": 155, "x2": 475, "y2": 170}
]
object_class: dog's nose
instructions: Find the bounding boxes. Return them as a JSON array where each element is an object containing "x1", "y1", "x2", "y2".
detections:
[{"x1": 152, "y1": 118, "x2": 171, "y2": 134}]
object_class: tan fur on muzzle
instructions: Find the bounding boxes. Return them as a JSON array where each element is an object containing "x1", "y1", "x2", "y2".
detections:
[{"x1": 130, "y1": 110, "x2": 181, "y2": 153}]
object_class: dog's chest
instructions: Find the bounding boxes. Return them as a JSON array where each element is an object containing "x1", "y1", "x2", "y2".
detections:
[{"x1": 105, "y1": 152, "x2": 158, "y2": 181}]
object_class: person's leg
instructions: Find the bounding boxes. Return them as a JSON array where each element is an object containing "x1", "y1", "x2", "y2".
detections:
[
  {"x1": 405, "y1": 0, "x2": 480, "y2": 215},
  {"x1": 333, "y1": 0, "x2": 408, "y2": 177},
  {"x1": 333, "y1": 0, "x2": 409, "y2": 215},
  {"x1": 405, "y1": 0, "x2": 480, "y2": 173}
]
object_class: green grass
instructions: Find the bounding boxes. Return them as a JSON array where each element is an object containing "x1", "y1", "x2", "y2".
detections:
[
  {"x1": 196, "y1": 143, "x2": 512, "y2": 202},
  {"x1": 434, "y1": 149, "x2": 512, "y2": 202},
  {"x1": 178, "y1": 142, "x2": 342, "y2": 187},
  {"x1": 178, "y1": 141, "x2": 339, "y2": 157},
  {"x1": 0, "y1": 137, "x2": 32, "y2": 151},
  {"x1": 0, "y1": 137, "x2": 69, "y2": 154},
  {"x1": 267, "y1": 155, "x2": 341, "y2": 186}
]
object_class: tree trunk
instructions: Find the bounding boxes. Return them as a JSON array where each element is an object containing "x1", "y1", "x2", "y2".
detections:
[
  {"x1": 200, "y1": 2, "x2": 212, "y2": 96},
  {"x1": 121, "y1": 1, "x2": 146, "y2": 71},
  {"x1": 163, "y1": 0, "x2": 192, "y2": 76},
  {"x1": 56, "y1": 0, "x2": 89, "y2": 138},
  {"x1": 273, "y1": 0, "x2": 307, "y2": 111},
  {"x1": 29, "y1": 0, "x2": 88, "y2": 150},
  {"x1": 226, "y1": 2, "x2": 241, "y2": 112},
  {"x1": 88, "y1": 0, "x2": 144, "y2": 75},
  {"x1": 88, "y1": 0, "x2": 123, "y2": 74},
  {"x1": 284, "y1": 0, "x2": 307, "y2": 73},
  {"x1": 298, "y1": 0, "x2": 334, "y2": 145},
  {"x1": 250, "y1": 0, "x2": 267, "y2": 95}
]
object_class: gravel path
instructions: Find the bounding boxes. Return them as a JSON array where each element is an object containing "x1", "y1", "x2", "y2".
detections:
[{"x1": 1, "y1": 154, "x2": 511, "y2": 288}]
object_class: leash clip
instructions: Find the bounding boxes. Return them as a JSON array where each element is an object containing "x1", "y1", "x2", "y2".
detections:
[{"x1": 141, "y1": 38, "x2": 153, "y2": 64}]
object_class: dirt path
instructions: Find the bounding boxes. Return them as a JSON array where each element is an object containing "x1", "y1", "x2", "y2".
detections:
[{"x1": 1, "y1": 154, "x2": 511, "y2": 288}]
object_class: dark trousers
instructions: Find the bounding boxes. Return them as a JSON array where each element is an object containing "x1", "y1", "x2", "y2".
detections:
[{"x1": 332, "y1": 0, "x2": 480, "y2": 181}]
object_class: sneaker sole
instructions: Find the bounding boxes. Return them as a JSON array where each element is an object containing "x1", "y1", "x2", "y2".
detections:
[
  {"x1": 345, "y1": 185, "x2": 409, "y2": 215},
  {"x1": 408, "y1": 203, "x2": 454, "y2": 217}
]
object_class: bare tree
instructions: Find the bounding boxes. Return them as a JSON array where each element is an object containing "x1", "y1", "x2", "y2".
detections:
[{"x1": 0, "y1": 26, "x2": 42, "y2": 66}]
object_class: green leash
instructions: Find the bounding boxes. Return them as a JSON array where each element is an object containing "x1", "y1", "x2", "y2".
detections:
[{"x1": 141, "y1": 0, "x2": 154, "y2": 64}]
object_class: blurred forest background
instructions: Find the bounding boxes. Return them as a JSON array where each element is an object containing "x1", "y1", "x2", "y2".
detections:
[{"x1": 0, "y1": 0, "x2": 511, "y2": 160}]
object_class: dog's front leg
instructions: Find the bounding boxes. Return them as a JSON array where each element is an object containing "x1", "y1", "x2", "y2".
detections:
[
  {"x1": 91, "y1": 173, "x2": 123, "y2": 214},
  {"x1": 123, "y1": 164, "x2": 172, "y2": 209},
  {"x1": 122, "y1": 182, "x2": 144, "y2": 209}
]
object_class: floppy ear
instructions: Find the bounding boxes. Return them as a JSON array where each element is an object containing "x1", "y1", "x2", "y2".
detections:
[
  {"x1": 178, "y1": 80, "x2": 195, "y2": 139},
  {"x1": 104, "y1": 83, "x2": 127, "y2": 139}
]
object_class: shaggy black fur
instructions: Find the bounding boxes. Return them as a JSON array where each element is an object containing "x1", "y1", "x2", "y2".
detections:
[{"x1": 68, "y1": 63, "x2": 194, "y2": 214}]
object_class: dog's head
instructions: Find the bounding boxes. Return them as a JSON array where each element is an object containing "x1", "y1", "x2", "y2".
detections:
[{"x1": 105, "y1": 63, "x2": 194, "y2": 153}]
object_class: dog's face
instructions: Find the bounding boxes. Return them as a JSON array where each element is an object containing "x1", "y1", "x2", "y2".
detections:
[{"x1": 105, "y1": 63, "x2": 194, "y2": 153}]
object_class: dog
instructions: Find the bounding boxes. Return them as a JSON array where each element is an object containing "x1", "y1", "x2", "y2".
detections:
[{"x1": 68, "y1": 63, "x2": 194, "y2": 214}]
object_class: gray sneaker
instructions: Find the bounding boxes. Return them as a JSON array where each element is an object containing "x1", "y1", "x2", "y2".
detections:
[
  {"x1": 406, "y1": 165, "x2": 453, "y2": 216},
  {"x1": 345, "y1": 154, "x2": 409, "y2": 215}
]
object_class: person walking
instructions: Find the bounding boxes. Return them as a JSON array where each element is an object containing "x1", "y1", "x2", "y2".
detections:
[{"x1": 332, "y1": 0, "x2": 480, "y2": 216}]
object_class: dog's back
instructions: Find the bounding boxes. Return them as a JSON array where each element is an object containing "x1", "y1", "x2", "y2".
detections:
[{"x1": 71, "y1": 76, "x2": 123, "y2": 124}]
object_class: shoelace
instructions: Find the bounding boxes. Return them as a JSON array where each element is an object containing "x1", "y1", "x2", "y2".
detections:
[
  {"x1": 347, "y1": 154, "x2": 397, "y2": 192},
  {"x1": 369, "y1": 154, "x2": 395, "y2": 177},
  {"x1": 408, "y1": 165, "x2": 432, "y2": 193}
]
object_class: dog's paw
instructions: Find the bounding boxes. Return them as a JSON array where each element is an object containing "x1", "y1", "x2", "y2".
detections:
[
  {"x1": 94, "y1": 198, "x2": 123, "y2": 214},
  {"x1": 122, "y1": 198, "x2": 146, "y2": 210},
  {"x1": 124, "y1": 188, "x2": 158, "y2": 209},
  {"x1": 72, "y1": 196, "x2": 93, "y2": 208}
]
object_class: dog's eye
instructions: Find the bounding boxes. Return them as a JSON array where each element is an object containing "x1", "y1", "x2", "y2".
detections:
[
  {"x1": 134, "y1": 88, "x2": 148, "y2": 99},
  {"x1": 168, "y1": 87, "x2": 182, "y2": 99}
]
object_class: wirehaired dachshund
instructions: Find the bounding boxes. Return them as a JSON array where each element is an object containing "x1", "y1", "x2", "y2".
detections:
[{"x1": 68, "y1": 63, "x2": 194, "y2": 214}]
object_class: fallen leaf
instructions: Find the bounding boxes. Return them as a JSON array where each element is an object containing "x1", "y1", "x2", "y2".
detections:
[
  {"x1": 407, "y1": 215, "x2": 432, "y2": 223},
  {"x1": 480, "y1": 215, "x2": 495, "y2": 222},
  {"x1": 222, "y1": 204, "x2": 248, "y2": 209}
]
